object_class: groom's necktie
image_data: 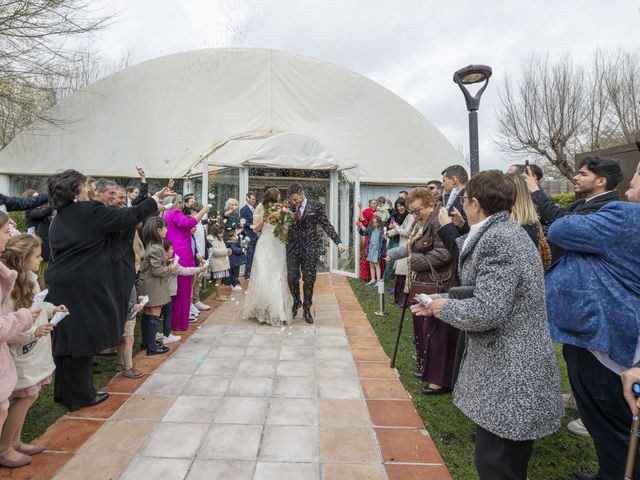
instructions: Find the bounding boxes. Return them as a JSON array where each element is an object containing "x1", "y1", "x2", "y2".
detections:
[{"x1": 295, "y1": 207, "x2": 302, "y2": 221}]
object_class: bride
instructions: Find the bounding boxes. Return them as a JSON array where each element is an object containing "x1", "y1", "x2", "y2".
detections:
[{"x1": 242, "y1": 188, "x2": 293, "y2": 326}]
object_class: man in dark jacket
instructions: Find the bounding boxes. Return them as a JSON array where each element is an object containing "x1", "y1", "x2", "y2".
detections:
[
  {"x1": 442, "y1": 165, "x2": 468, "y2": 221},
  {"x1": 0, "y1": 192, "x2": 48, "y2": 212},
  {"x1": 240, "y1": 192, "x2": 258, "y2": 279},
  {"x1": 287, "y1": 183, "x2": 345, "y2": 324},
  {"x1": 524, "y1": 156, "x2": 623, "y2": 261}
]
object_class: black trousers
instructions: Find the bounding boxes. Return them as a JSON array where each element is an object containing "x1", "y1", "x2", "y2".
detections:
[
  {"x1": 474, "y1": 425, "x2": 534, "y2": 480},
  {"x1": 564, "y1": 344, "x2": 640, "y2": 480},
  {"x1": 287, "y1": 249, "x2": 317, "y2": 310},
  {"x1": 54, "y1": 355, "x2": 96, "y2": 409},
  {"x1": 223, "y1": 266, "x2": 240, "y2": 287}
]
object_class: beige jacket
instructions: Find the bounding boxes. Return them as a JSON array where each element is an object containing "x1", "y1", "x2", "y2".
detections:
[
  {"x1": 208, "y1": 236, "x2": 230, "y2": 273},
  {"x1": 6, "y1": 272, "x2": 55, "y2": 390},
  {"x1": 386, "y1": 214, "x2": 415, "y2": 275}
]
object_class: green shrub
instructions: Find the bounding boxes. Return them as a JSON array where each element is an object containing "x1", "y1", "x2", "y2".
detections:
[
  {"x1": 9, "y1": 211, "x2": 28, "y2": 232},
  {"x1": 551, "y1": 193, "x2": 576, "y2": 208}
]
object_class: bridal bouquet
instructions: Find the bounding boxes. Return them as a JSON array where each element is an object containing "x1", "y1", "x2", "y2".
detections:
[{"x1": 265, "y1": 203, "x2": 294, "y2": 244}]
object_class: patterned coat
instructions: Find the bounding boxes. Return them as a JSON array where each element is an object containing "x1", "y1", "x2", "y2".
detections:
[{"x1": 439, "y1": 211, "x2": 563, "y2": 441}]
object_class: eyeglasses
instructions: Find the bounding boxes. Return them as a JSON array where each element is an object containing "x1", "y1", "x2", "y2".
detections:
[{"x1": 408, "y1": 206, "x2": 428, "y2": 214}]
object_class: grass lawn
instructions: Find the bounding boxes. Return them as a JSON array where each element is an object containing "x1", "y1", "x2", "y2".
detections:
[
  {"x1": 22, "y1": 281, "x2": 216, "y2": 443},
  {"x1": 347, "y1": 278, "x2": 598, "y2": 480}
]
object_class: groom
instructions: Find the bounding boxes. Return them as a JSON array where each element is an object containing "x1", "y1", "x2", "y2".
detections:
[{"x1": 287, "y1": 183, "x2": 346, "y2": 324}]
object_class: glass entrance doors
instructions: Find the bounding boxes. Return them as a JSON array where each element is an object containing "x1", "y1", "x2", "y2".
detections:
[
  {"x1": 330, "y1": 166, "x2": 359, "y2": 277},
  {"x1": 248, "y1": 167, "x2": 331, "y2": 272}
]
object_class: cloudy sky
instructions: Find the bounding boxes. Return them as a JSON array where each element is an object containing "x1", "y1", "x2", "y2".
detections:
[{"x1": 92, "y1": 0, "x2": 640, "y2": 171}]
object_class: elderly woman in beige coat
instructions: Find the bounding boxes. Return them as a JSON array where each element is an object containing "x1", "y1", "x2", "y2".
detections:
[{"x1": 386, "y1": 203, "x2": 414, "y2": 307}]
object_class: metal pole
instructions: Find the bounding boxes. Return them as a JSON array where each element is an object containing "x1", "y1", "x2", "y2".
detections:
[
  {"x1": 468, "y1": 110, "x2": 479, "y2": 176},
  {"x1": 390, "y1": 291, "x2": 410, "y2": 368},
  {"x1": 374, "y1": 280, "x2": 386, "y2": 316}
]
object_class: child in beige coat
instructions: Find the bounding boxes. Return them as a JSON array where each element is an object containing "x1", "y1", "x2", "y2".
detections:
[{"x1": 207, "y1": 224, "x2": 231, "y2": 301}]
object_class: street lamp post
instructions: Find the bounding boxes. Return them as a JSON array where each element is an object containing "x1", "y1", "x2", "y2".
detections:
[{"x1": 453, "y1": 64, "x2": 492, "y2": 176}]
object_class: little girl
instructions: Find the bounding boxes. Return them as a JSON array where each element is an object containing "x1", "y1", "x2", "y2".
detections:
[
  {"x1": 138, "y1": 216, "x2": 176, "y2": 354},
  {"x1": 207, "y1": 224, "x2": 231, "y2": 301},
  {"x1": 359, "y1": 216, "x2": 386, "y2": 285},
  {"x1": 0, "y1": 217, "x2": 37, "y2": 468},
  {"x1": 160, "y1": 239, "x2": 206, "y2": 341}
]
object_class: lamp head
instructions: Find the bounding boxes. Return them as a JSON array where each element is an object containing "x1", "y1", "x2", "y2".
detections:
[
  {"x1": 453, "y1": 64, "x2": 493, "y2": 111},
  {"x1": 454, "y1": 65, "x2": 492, "y2": 84}
]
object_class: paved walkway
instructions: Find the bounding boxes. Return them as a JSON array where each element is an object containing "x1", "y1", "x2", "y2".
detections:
[{"x1": 2, "y1": 274, "x2": 451, "y2": 480}]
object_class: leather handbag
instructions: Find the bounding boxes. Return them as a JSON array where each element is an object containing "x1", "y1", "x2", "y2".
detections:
[{"x1": 408, "y1": 260, "x2": 453, "y2": 299}]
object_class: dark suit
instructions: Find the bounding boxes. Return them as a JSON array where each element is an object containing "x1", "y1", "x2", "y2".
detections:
[
  {"x1": 443, "y1": 188, "x2": 467, "y2": 222},
  {"x1": 287, "y1": 199, "x2": 341, "y2": 310},
  {"x1": 240, "y1": 204, "x2": 258, "y2": 277}
]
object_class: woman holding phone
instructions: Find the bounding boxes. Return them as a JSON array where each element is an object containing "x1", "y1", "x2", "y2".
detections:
[{"x1": 411, "y1": 170, "x2": 562, "y2": 479}]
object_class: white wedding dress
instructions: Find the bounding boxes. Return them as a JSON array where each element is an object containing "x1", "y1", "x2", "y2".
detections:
[{"x1": 242, "y1": 204, "x2": 293, "y2": 326}]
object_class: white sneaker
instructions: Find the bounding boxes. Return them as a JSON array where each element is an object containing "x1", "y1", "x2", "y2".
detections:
[
  {"x1": 567, "y1": 418, "x2": 590, "y2": 437},
  {"x1": 189, "y1": 314, "x2": 198, "y2": 322},
  {"x1": 194, "y1": 301, "x2": 210, "y2": 311},
  {"x1": 562, "y1": 393, "x2": 577, "y2": 410},
  {"x1": 231, "y1": 285, "x2": 243, "y2": 291},
  {"x1": 163, "y1": 334, "x2": 181, "y2": 344},
  {"x1": 155, "y1": 333, "x2": 163, "y2": 342},
  {"x1": 189, "y1": 305, "x2": 200, "y2": 316}
]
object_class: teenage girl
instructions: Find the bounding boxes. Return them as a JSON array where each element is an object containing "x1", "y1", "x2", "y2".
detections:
[
  {"x1": 0, "y1": 234, "x2": 68, "y2": 464},
  {"x1": 0, "y1": 214, "x2": 36, "y2": 468}
]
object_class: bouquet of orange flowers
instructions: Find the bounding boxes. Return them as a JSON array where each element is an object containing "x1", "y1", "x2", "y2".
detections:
[{"x1": 265, "y1": 202, "x2": 294, "y2": 244}]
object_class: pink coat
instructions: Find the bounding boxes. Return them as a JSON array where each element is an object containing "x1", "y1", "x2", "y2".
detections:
[
  {"x1": 164, "y1": 209, "x2": 197, "y2": 268},
  {"x1": 0, "y1": 261, "x2": 33, "y2": 402}
]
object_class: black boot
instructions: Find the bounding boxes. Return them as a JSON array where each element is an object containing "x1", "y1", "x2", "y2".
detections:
[
  {"x1": 303, "y1": 308, "x2": 314, "y2": 324},
  {"x1": 145, "y1": 315, "x2": 168, "y2": 355},
  {"x1": 292, "y1": 300, "x2": 301, "y2": 318}
]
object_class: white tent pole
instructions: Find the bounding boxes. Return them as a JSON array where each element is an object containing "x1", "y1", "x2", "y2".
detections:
[
  {"x1": 239, "y1": 167, "x2": 249, "y2": 203},
  {"x1": 329, "y1": 170, "x2": 338, "y2": 271},
  {"x1": 201, "y1": 157, "x2": 209, "y2": 216}
]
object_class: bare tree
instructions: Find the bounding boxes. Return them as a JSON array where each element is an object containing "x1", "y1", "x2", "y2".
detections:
[
  {"x1": 496, "y1": 50, "x2": 640, "y2": 180},
  {"x1": 0, "y1": 0, "x2": 115, "y2": 147},
  {"x1": 496, "y1": 55, "x2": 586, "y2": 179}
]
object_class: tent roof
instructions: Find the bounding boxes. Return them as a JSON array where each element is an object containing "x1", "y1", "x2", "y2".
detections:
[
  {"x1": 0, "y1": 48, "x2": 464, "y2": 183},
  {"x1": 215, "y1": 132, "x2": 339, "y2": 170}
]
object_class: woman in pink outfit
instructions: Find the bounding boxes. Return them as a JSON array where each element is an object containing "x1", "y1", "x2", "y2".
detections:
[{"x1": 163, "y1": 197, "x2": 209, "y2": 330}]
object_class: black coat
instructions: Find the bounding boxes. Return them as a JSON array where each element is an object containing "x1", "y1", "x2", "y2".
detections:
[
  {"x1": 287, "y1": 199, "x2": 341, "y2": 256},
  {"x1": 46, "y1": 198, "x2": 158, "y2": 357}
]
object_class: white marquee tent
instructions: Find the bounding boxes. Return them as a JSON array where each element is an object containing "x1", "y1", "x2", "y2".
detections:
[
  {"x1": 0, "y1": 48, "x2": 463, "y2": 183},
  {"x1": 0, "y1": 48, "x2": 465, "y2": 276}
]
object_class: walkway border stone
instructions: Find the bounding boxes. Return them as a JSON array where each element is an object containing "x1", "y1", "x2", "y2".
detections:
[{"x1": 332, "y1": 274, "x2": 452, "y2": 480}]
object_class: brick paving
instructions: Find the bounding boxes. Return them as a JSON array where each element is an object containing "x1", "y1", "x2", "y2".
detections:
[{"x1": 1, "y1": 274, "x2": 452, "y2": 480}]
